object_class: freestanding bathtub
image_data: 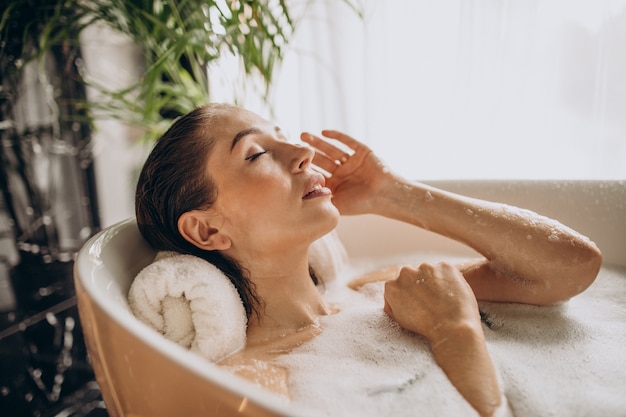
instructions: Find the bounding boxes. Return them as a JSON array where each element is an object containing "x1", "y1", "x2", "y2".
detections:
[{"x1": 74, "y1": 180, "x2": 625, "y2": 417}]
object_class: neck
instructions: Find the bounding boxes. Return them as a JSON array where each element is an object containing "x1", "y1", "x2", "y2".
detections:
[{"x1": 240, "y1": 246, "x2": 330, "y2": 346}]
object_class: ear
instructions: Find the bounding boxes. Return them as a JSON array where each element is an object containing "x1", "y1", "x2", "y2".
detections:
[{"x1": 177, "y1": 210, "x2": 231, "y2": 251}]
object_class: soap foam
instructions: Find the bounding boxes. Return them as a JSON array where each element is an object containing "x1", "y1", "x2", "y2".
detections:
[
  {"x1": 278, "y1": 257, "x2": 626, "y2": 417},
  {"x1": 279, "y1": 278, "x2": 475, "y2": 417}
]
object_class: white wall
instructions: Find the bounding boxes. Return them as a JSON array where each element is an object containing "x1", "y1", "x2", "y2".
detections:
[
  {"x1": 83, "y1": 1, "x2": 626, "y2": 227},
  {"x1": 81, "y1": 24, "x2": 152, "y2": 227},
  {"x1": 266, "y1": 0, "x2": 626, "y2": 181}
]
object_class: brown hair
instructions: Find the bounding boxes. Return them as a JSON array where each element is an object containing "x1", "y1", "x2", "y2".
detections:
[{"x1": 135, "y1": 103, "x2": 262, "y2": 318}]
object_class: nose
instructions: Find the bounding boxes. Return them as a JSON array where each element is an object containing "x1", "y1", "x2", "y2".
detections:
[{"x1": 287, "y1": 143, "x2": 315, "y2": 173}]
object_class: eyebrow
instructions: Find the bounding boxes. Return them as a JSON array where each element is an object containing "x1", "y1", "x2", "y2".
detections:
[
  {"x1": 230, "y1": 127, "x2": 262, "y2": 152},
  {"x1": 230, "y1": 126, "x2": 284, "y2": 152}
]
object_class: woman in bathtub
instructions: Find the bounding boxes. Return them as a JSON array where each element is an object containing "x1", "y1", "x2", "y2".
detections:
[{"x1": 135, "y1": 103, "x2": 602, "y2": 417}]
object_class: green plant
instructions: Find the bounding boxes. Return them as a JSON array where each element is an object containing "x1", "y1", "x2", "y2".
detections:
[
  {"x1": 0, "y1": 0, "x2": 291, "y2": 142},
  {"x1": 2, "y1": 0, "x2": 363, "y2": 141},
  {"x1": 83, "y1": 0, "x2": 299, "y2": 141},
  {"x1": 0, "y1": 0, "x2": 361, "y2": 259}
]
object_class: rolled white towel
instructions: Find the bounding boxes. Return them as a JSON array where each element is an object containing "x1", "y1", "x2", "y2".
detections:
[
  {"x1": 128, "y1": 251, "x2": 247, "y2": 362},
  {"x1": 127, "y1": 232, "x2": 348, "y2": 362}
]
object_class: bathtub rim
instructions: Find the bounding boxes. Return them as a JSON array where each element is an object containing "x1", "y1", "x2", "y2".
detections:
[
  {"x1": 336, "y1": 179, "x2": 625, "y2": 267},
  {"x1": 74, "y1": 217, "x2": 298, "y2": 417},
  {"x1": 75, "y1": 178, "x2": 625, "y2": 416}
]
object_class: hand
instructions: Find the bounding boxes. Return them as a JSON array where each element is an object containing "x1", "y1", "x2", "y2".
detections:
[
  {"x1": 384, "y1": 263, "x2": 505, "y2": 417},
  {"x1": 383, "y1": 262, "x2": 481, "y2": 345},
  {"x1": 301, "y1": 130, "x2": 394, "y2": 215}
]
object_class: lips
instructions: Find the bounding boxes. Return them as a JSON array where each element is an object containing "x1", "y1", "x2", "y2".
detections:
[{"x1": 303, "y1": 173, "x2": 331, "y2": 200}]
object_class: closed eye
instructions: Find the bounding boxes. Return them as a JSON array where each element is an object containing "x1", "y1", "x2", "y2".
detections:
[{"x1": 245, "y1": 150, "x2": 267, "y2": 161}]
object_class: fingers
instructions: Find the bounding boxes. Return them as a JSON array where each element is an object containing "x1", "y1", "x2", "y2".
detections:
[
  {"x1": 391, "y1": 262, "x2": 468, "y2": 298},
  {"x1": 301, "y1": 132, "x2": 355, "y2": 175},
  {"x1": 320, "y1": 130, "x2": 367, "y2": 152},
  {"x1": 396, "y1": 264, "x2": 433, "y2": 288},
  {"x1": 383, "y1": 298, "x2": 395, "y2": 319},
  {"x1": 302, "y1": 132, "x2": 352, "y2": 162},
  {"x1": 308, "y1": 154, "x2": 336, "y2": 175}
]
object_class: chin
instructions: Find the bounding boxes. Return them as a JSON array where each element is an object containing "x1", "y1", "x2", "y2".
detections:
[
  {"x1": 303, "y1": 199, "x2": 341, "y2": 241},
  {"x1": 319, "y1": 204, "x2": 341, "y2": 234}
]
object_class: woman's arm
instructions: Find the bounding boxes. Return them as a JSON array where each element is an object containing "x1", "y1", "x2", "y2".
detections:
[
  {"x1": 303, "y1": 130, "x2": 603, "y2": 305},
  {"x1": 384, "y1": 262, "x2": 511, "y2": 417},
  {"x1": 371, "y1": 179, "x2": 602, "y2": 305}
]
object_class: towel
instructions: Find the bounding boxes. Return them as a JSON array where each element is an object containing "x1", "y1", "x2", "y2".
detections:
[
  {"x1": 127, "y1": 232, "x2": 349, "y2": 362},
  {"x1": 128, "y1": 251, "x2": 247, "y2": 362}
]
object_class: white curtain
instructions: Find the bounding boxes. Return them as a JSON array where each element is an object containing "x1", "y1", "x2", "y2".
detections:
[
  {"x1": 88, "y1": 1, "x2": 626, "y2": 226},
  {"x1": 228, "y1": 0, "x2": 626, "y2": 180}
]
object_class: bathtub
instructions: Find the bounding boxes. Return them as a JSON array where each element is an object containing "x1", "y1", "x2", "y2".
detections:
[{"x1": 74, "y1": 180, "x2": 625, "y2": 417}]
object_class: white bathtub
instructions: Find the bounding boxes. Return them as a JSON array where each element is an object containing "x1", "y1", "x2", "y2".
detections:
[{"x1": 74, "y1": 180, "x2": 625, "y2": 417}]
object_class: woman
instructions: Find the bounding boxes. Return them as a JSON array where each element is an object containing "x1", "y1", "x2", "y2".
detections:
[{"x1": 135, "y1": 103, "x2": 602, "y2": 417}]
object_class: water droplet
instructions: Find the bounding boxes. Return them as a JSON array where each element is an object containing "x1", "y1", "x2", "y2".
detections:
[{"x1": 547, "y1": 230, "x2": 560, "y2": 242}]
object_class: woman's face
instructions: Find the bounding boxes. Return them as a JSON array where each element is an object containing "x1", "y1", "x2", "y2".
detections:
[{"x1": 205, "y1": 107, "x2": 340, "y2": 259}]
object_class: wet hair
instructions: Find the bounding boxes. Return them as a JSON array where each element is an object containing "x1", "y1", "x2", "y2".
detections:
[
  {"x1": 136, "y1": 103, "x2": 321, "y2": 319},
  {"x1": 135, "y1": 103, "x2": 263, "y2": 319}
]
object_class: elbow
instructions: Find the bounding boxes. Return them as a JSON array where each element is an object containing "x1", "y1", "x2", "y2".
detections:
[
  {"x1": 574, "y1": 242, "x2": 603, "y2": 294},
  {"x1": 544, "y1": 242, "x2": 603, "y2": 305}
]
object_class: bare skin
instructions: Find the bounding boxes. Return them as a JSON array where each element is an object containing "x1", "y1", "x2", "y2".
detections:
[
  {"x1": 219, "y1": 324, "x2": 323, "y2": 397},
  {"x1": 176, "y1": 107, "x2": 338, "y2": 395},
  {"x1": 177, "y1": 107, "x2": 602, "y2": 416},
  {"x1": 302, "y1": 129, "x2": 602, "y2": 416},
  {"x1": 384, "y1": 263, "x2": 504, "y2": 417},
  {"x1": 303, "y1": 129, "x2": 602, "y2": 306}
]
